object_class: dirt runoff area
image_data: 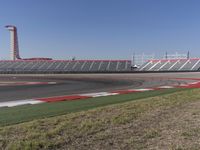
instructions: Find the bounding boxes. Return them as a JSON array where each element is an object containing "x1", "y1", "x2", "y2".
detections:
[{"x1": 1, "y1": 89, "x2": 200, "y2": 150}]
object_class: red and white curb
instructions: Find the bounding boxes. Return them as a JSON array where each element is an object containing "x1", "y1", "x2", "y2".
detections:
[{"x1": 1, "y1": 80, "x2": 200, "y2": 108}]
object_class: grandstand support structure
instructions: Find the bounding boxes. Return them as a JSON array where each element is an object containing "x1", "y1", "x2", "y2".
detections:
[
  {"x1": 5, "y1": 25, "x2": 21, "y2": 61},
  {"x1": 133, "y1": 53, "x2": 155, "y2": 67}
]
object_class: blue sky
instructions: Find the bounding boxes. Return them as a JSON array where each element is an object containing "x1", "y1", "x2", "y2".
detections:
[{"x1": 0, "y1": 0, "x2": 200, "y2": 60}]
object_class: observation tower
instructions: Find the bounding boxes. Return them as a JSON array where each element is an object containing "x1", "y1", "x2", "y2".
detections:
[{"x1": 5, "y1": 25, "x2": 21, "y2": 60}]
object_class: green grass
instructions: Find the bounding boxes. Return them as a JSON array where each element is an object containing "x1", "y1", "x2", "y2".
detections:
[
  {"x1": 0, "y1": 88, "x2": 184, "y2": 126},
  {"x1": 1, "y1": 88, "x2": 200, "y2": 149}
]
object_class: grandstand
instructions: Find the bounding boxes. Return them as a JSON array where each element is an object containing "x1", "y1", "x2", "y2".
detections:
[
  {"x1": 137, "y1": 58, "x2": 200, "y2": 72},
  {"x1": 1, "y1": 25, "x2": 132, "y2": 73},
  {"x1": 0, "y1": 60, "x2": 132, "y2": 73},
  {"x1": 2, "y1": 25, "x2": 200, "y2": 73},
  {"x1": 1, "y1": 58, "x2": 200, "y2": 73}
]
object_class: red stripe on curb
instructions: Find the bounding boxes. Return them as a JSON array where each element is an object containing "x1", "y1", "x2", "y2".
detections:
[
  {"x1": 177, "y1": 83, "x2": 200, "y2": 88},
  {"x1": 37, "y1": 95, "x2": 91, "y2": 102},
  {"x1": 175, "y1": 78, "x2": 200, "y2": 81}
]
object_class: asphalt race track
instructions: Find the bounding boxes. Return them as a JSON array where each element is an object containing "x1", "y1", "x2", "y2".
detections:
[{"x1": 0, "y1": 72, "x2": 200, "y2": 102}]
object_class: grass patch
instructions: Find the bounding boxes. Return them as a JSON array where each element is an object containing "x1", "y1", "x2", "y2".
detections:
[
  {"x1": 144, "y1": 129, "x2": 160, "y2": 139},
  {"x1": 0, "y1": 89, "x2": 200, "y2": 149},
  {"x1": 0, "y1": 88, "x2": 184, "y2": 126}
]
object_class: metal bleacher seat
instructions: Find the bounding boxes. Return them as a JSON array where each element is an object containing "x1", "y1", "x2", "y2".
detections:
[
  {"x1": 81, "y1": 61, "x2": 92, "y2": 72},
  {"x1": 178, "y1": 59, "x2": 194, "y2": 71},
  {"x1": 98, "y1": 61, "x2": 109, "y2": 71},
  {"x1": 126, "y1": 61, "x2": 131, "y2": 71},
  {"x1": 22, "y1": 61, "x2": 35, "y2": 70},
  {"x1": 169, "y1": 59, "x2": 186, "y2": 71},
  {"x1": 29, "y1": 61, "x2": 44, "y2": 70},
  {"x1": 109, "y1": 61, "x2": 118, "y2": 71},
  {"x1": 37, "y1": 61, "x2": 51, "y2": 70},
  {"x1": 71, "y1": 61, "x2": 83, "y2": 71},
  {"x1": 0, "y1": 59, "x2": 132, "y2": 73},
  {"x1": 63, "y1": 61, "x2": 75, "y2": 71},
  {"x1": 15, "y1": 61, "x2": 27, "y2": 69},
  {"x1": 46, "y1": 61, "x2": 60, "y2": 71},
  {"x1": 90, "y1": 61, "x2": 101, "y2": 71},
  {"x1": 160, "y1": 61, "x2": 175, "y2": 71},
  {"x1": 192, "y1": 60, "x2": 200, "y2": 71},
  {"x1": 142, "y1": 61, "x2": 154, "y2": 71},
  {"x1": 3, "y1": 61, "x2": 14, "y2": 69},
  {"x1": 117, "y1": 61, "x2": 126, "y2": 71},
  {"x1": 181, "y1": 59, "x2": 200, "y2": 71},
  {"x1": 139, "y1": 61, "x2": 153, "y2": 71},
  {"x1": 138, "y1": 58, "x2": 200, "y2": 71},
  {"x1": 150, "y1": 61, "x2": 163, "y2": 71},
  {"x1": 56, "y1": 61, "x2": 68, "y2": 71}
]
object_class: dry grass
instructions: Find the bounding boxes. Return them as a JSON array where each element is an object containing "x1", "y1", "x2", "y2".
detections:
[{"x1": 1, "y1": 89, "x2": 200, "y2": 149}]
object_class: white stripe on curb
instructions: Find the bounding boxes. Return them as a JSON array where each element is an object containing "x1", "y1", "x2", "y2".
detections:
[
  {"x1": 0, "y1": 100, "x2": 44, "y2": 108},
  {"x1": 129, "y1": 88, "x2": 154, "y2": 92},
  {"x1": 189, "y1": 81, "x2": 200, "y2": 85},
  {"x1": 179, "y1": 84, "x2": 188, "y2": 86},
  {"x1": 157, "y1": 86, "x2": 174, "y2": 89},
  {"x1": 80, "y1": 92, "x2": 119, "y2": 97}
]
